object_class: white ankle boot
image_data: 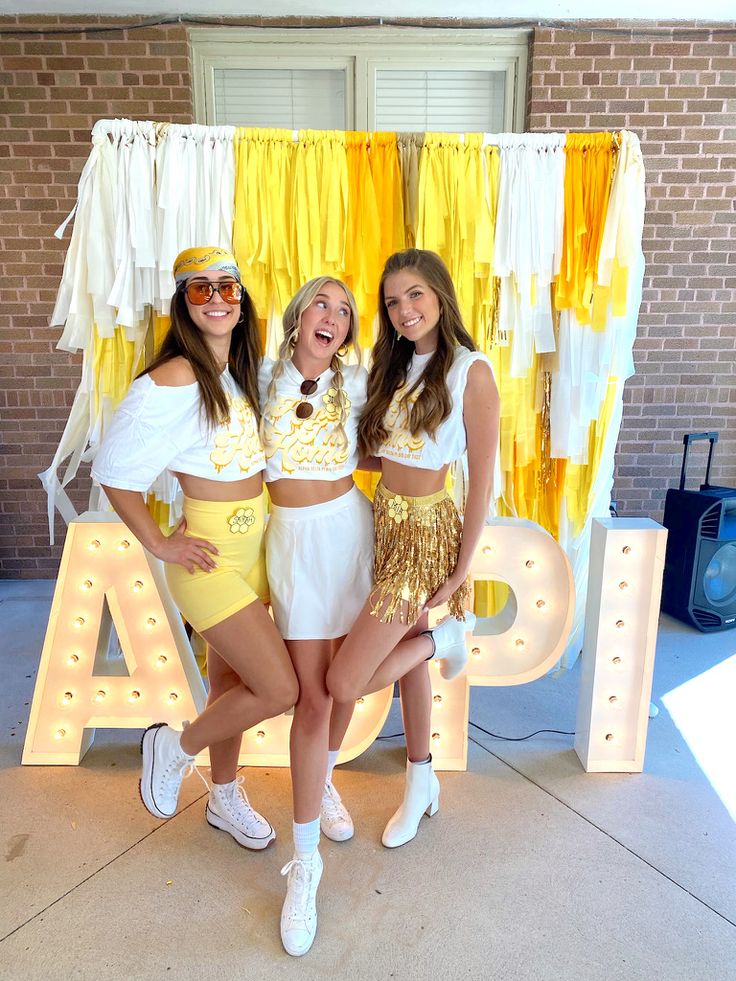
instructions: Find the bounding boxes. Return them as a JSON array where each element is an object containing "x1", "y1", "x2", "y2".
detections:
[
  {"x1": 430, "y1": 612, "x2": 477, "y2": 680},
  {"x1": 382, "y1": 757, "x2": 440, "y2": 848}
]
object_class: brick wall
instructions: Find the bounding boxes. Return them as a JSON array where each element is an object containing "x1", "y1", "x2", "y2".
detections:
[
  {"x1": 0, "y1": 17, "x2": 193, "y2": 577},
  {"x1": 1, "y1": 16, "x2": 734, "y2": 577}
]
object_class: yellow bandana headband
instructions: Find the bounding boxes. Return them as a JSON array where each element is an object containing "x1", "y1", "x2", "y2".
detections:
[{"x1": 173, "y1": 246, "x2": 241, "y2": 286}]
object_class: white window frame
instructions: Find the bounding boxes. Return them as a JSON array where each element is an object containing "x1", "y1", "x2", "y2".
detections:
[{"x1": 190, "y1": 26, "x2": 529, "y2": 133}]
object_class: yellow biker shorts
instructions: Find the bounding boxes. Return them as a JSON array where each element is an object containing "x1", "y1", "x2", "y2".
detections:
[{"x1": 164, "y1": 492, "x2": 268, "y2": 633}]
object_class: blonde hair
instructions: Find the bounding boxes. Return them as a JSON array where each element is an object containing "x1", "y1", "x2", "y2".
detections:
[{"x1": 262, "y1": 277, "x2": 360, "y2": 448}]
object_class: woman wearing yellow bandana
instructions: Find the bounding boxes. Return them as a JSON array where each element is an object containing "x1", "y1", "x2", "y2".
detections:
[{"x1": 93, "y1": 246, "x2": 298, "y2": 847}]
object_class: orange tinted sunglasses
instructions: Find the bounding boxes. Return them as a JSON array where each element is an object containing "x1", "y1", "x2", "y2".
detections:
[{"x1": 183, "y1": 281, "x2": 243, "y2": 305}]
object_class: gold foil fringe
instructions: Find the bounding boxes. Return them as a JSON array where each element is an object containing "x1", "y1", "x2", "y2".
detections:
[{"x1": 371, "y1": 484, "x2": 471, "y2": 625}]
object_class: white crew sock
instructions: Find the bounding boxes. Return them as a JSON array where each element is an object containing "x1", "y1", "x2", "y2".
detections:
[
  {"x1": 326, "y1": 750, "x2": 340, "y2": 784},
  {"x1": 293, "y1": 818, "x2": 320, "y2": 859}
]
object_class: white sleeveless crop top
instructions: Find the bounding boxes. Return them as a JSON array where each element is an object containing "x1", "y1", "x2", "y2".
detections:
[
  {"x1": 92, "y1": 367, "x2": 266, "y2": 492},
  {"x1": 375, "y1": 346, "x2": 493, "y2": 469},
  {"x1": 258, "y1": 357, "x2": 367, "y2": 481}
]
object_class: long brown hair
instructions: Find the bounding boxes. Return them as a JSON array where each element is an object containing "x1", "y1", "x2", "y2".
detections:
[
  {"x1": 141, "y1": 284, "x2": 262, "y2": 427},
  {"x1": 261, "y1": 276, "x2": 360, "y2": 448},
  {"x1": 358, "y1": 249, "x2": 475, "y2": 456}
]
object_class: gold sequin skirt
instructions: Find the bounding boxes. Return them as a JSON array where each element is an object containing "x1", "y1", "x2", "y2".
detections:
[{"x1": 371, "y1": 481, "x2": 471, "y2": 625}]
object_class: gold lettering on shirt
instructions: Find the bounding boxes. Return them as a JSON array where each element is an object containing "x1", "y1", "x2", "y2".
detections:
[
  {"x1": 263, "y1": 389, "x2": 351, "y2": 475},
  {"x1": 379, "y1": 383, "x2": 425, "y2": 460},
  {"x1": 210, "y1": 396, "x2": 264, "y2": 474}
]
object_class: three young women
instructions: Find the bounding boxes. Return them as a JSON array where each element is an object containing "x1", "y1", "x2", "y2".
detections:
[{"x1": 93, "y1": 243, "x2": 499, "y2": 956}]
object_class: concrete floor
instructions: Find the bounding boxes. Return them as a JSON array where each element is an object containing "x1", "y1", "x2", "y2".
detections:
[{"x1": 1, "y1": 579, "x2": 735, "y2": 981}]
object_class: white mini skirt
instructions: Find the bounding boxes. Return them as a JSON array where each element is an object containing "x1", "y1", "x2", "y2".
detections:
[{"x1": 265, "y1": 484, "x2": 374, "y2": 640}]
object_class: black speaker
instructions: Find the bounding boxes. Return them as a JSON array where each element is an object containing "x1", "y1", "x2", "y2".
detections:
[{"x1": 661, "y1": 433, "x2": 736, "y2": 632}]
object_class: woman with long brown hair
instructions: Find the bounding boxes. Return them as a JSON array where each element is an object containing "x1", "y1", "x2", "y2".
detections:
[
  {"x1": 327, "y1": 248, "x2": 499, "y2": 848},
  {"x1": 259, "y1": 276, "x2": 373, "y2": 956},
  {"x1": 92, "y1": 246, "x2": 297, "y2": 847}
]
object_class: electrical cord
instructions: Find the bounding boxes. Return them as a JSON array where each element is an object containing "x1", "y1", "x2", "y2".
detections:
[
  {"x1": 378, "y1": 721, "x2": 575, "y2": 742},
  {"x1": 1, "y1": 17, "x2": 735, "y2": 39},
  {"x1": 470, "y1": 720, "x2": 574, "y2": 741}
]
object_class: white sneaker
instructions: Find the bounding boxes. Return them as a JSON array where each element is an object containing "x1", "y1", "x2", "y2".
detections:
[
  {"x1": 320, "y1": 781, "x2": 354, "y2": 842},
  {"x1": 280, "y1": 850, "x2": 323, "y2": 956},
  {"x1": 139, "y1": 723, "x2": 195, "y2": 820},
  {"x1": 206, "y1": 775, "x2": 275, "y2": 850},
  {"x1": 430, "y1": 612, "x2": 477, "y2": 680}
]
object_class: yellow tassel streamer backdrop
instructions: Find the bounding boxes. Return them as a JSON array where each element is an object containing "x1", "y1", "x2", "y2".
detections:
[
  {"x1": 145, "y1": 131, "x2": 635, "y2": 557},
  {"x1": 49, "y1": 126, "x2": 642, "y2": 639}
]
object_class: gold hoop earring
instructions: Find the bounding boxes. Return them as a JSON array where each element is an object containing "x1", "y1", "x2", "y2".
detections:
[{"x1": 337, "y1": 344, "x2": 348, "y2": 358}]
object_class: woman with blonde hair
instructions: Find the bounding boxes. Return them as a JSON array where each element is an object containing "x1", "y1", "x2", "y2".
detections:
[
  {"x1": 327, "y1": 248, "x2": 499, "y2": 848},
  {"x1": 92, "y1": 246, "x2": 297, "y2": 847},
  {"x1": 259, "y1": 276, "x2": 373, "y2": 956}
]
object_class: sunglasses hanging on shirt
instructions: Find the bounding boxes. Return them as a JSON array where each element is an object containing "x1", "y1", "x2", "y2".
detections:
[{"x1": 295, "y1": 378, "x2": 319, "y2": 419}]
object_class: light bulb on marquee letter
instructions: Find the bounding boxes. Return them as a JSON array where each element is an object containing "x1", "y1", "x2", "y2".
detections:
[
  {"x1": 22, "y1": 513, "x2": 208, "y2": 766},
  {"x1": 428, "y1": 518, "x2": 576, "y2": 771},
  {"x1": 575, "y1": 518, "x2": 667, "y2": 773},
  {"x1": 23, "y1": 511, "x2": 668, "y2": 774}
]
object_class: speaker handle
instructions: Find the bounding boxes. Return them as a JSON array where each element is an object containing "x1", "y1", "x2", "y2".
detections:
[{"x1": 680, "y1": 432, "x2": 719, "y2": 491}]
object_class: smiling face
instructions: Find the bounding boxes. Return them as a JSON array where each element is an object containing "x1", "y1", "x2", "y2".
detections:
[
  {"x1": 295, "y1": 281, "x2": 353, "y2": 364},
  {"x1": 183, "y1": 270, "x2": 242, "y2": 352},
  {"x1": 383, "y1": 269, "x2": 441, "y2": 354}
]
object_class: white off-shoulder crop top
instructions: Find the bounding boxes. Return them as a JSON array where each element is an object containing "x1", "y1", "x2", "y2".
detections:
[
  {"x1": 92, "y1": 367, "x2": 266, "y2": 492},
  {"x1": 258, "y1": 357, "x2": 367, "y2": 481},
  {"x1": 375, "y1": 346, "x2": 493, "y2": 469}
]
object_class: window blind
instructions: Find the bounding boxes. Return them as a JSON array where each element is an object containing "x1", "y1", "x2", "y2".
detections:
[
  {"x1": 213, "y1": 68, "x2": 347, "y2": 129},
  {"x1": 374, "y1": 69, "x2": 506, "y2": 133}
]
